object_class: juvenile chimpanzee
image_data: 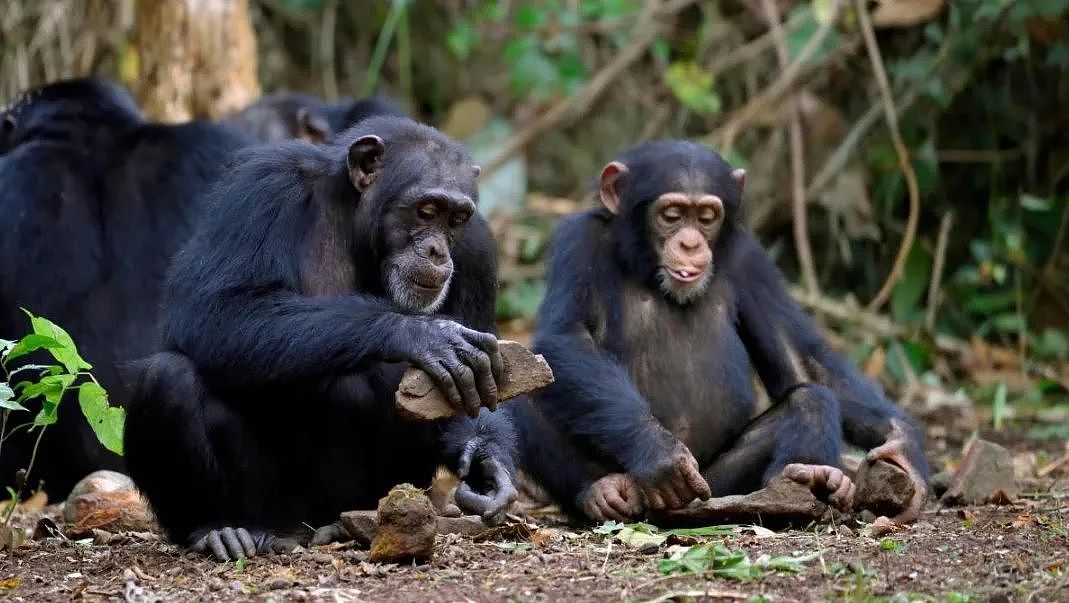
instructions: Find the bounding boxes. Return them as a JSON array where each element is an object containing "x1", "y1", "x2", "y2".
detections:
[
  {"x1": 221, "y1": 91, "x2": 405, "y2": 143},
  {"x1": 0, "y1": 79, "x2": 250, "y2": 499},
  {"x1": 124, "y1": 116, "x2": 518, "y2": 561},
  {"x1": 510, "y1": 140, "x2": 929, "y2": 524}
]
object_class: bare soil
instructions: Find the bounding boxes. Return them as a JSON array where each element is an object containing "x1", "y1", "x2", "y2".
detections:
[{"x1": 2, "y1": 494, "x2": 1067, "y2": 603}]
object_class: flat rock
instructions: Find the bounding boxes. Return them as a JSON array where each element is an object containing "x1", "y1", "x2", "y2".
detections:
[
  {"x1": 341, "y1": 510, "x2": 490, "y2": 546},
  {"x1": 63, "y1": 470, "x2": 155, "y2": 536},
  {"x1": 396, "y1": 340, "x2": 554, "y2": 420},
  {"x1": 370, "y1": 484, "x2": 437, "y2": 564},
  {"x1": 941, "y1": 439, "x2": 1017, "y2": 506},
  {"x1": 855, "y1": 459, "x2": 915, "y2": 517},
  {"x1": 650, "y1": 476, "x2": 828, "y2": 528}
]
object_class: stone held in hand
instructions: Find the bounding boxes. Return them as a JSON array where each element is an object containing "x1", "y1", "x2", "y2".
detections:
[
  {"x1": 63, "y1": 470, "x2": 156, "y2": 536},
  {"x1": 650, "y1": 475, "x2": 828, "y2": 528},
  {"x1": 941, "y1": 439, "x2": 1018, "y2": 506},
  {"x1": 855, "y1": 459, "x2": 916, "y2": 518},
  {"x1": 395, "y1": 340, "x2": 555, "y2": 420},
  {"x1": 369, "y1": 484, "x2": 438, "y2": 564}
]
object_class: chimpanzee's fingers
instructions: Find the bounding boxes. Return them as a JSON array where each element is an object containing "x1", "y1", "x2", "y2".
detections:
[
  {"x1": 603, "y1": 485, "x2": 636, "y2": 519},
  {"x1": 454, "y1": 482, "x2": 492, "y2": 516},
  {"x1": 417, "y1": 358, "x2": 464, "y2": 412},
  {"x1": 462, "y1": 346, "x2": 499, "y2": 411},
  {"x1": 444, "y1": 355, "x2": 480, "y2": 418},
  {"x1": 236, "y1": 528, "x2": 258, "y2": 557},
  {"x1": 205, "y1": 531, "x2": 230, "y2": 561},
  {"x1": 457, "y1": 439, "x2": 478, "y2": 479},
  {"x1": 220, "y1": 527, "x2": 247, "y2": 560},
  {"x1": 459, "y1": 328, "x2": 505, "y2": 389},
  {"x1": 681, "y1": 460, "x2": 712, "y2": 501},
  {"x1": 644, "y1": 488, "x2": 666, "y2": 510}
]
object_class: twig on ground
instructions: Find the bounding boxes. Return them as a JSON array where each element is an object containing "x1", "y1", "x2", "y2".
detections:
[
  {"x1": 483, "y1": 0, "x2": 698, "y2": 177},
  {"x1": 855, "y1": 0, "x2": 921, "y2": 313},
  {"x1": 925, "y1": 211, "x2": 954, "y2": 331},
  {"x1": 640, "y1": 589, "x2": 752, "y2": 603}
]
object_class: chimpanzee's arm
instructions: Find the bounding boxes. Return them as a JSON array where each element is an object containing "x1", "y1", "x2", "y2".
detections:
[
  {"x1": 731, "y1": 232, "x2": 929, "y2": 480},
  {"x1": 532, "y1": 215, "x2": 679, "y2": 473}
]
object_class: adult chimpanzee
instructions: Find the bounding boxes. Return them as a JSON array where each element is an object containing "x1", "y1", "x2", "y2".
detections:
[
  {"x1": 509, "y1": 140, "x2": 929, "y2": 525},
  {"x1": 221, "y1": 91, "x2": 405, "y2": 144},
  {"x1": 124, "y1": 116, "x2": 518, "y2": 561},
  {"x1": 0, "y1": 79, "x2": 250, "y2": 499}
]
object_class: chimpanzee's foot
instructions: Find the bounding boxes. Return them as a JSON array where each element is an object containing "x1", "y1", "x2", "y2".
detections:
[
  {"x1": 189, "y1": 527, "x2": 300, "y2": 561},
  {"x1": 782, "y1": 463, "x2": 855, "y2": 512},
  {"x1": 867, "y1": 436, "x2": 928, "y2": 523}
]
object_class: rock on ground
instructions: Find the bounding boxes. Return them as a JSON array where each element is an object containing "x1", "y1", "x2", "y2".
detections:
[
  {"x1": 63, "y1": 470, "x2": 155, "y2": 535},
  {"x1": 341, "y1": 509, "x2": 490, "y2": 547},
  {"x1": 941, "y1": 439, "x2": 1018, "y2": 506},
  {"x1": 651, "y1": 475, "x2": 828, "y2": 528},
  {"x1": 369, "y1": 484, "x2": 437, "y2": 563}
]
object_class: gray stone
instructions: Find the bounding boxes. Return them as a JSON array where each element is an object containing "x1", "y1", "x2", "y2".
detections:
[
  {"x1": 855, "y1": 459, "x2": 915, "y2": 518},
  {"x1": 651, "y1": 476, "x2": 828, "y2": 528},
  {"x1": 941, "y1": 439, "x2": 1017, "y2": 505}
]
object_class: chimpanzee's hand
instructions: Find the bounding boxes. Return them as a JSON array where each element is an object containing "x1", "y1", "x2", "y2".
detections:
[
  {"x1": 453, "y1": 437, "x2": 518, "y2": 524},
  {"x1": 398, "y1": 318, "x2": 505, "y2": 418},
  {"x1": 632, "y1": 441, "x2": 711, "y2": 510},
  {"x1": 188, "y1": 527, "x2": 299, "y2": 561},
  {"x1": 867, "y1": 420, "x2": 929, "y2": 523},
  {"x1": 580, "y1": 473, "x2": 644, "y2": 522}
]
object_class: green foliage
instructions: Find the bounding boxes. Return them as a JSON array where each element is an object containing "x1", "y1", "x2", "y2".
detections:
[
  {"x1": 1, "y1": 310, "x2": 124, "y2": 456},
  {"x1": 657, "y1": 542, "x2": 815, "y2": 578},
  {"x1": 664, "y1": 62, "x2": 721, "y2": 115}
]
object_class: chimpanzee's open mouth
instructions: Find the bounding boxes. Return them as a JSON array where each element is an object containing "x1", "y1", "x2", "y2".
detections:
[{"x1": 667, "y1": 267, "x2": 704, "y2": 283}]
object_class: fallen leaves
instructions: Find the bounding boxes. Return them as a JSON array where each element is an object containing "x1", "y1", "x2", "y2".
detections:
[{"x1": 870, "y1": 0, "x2": 946, "y2": 29}]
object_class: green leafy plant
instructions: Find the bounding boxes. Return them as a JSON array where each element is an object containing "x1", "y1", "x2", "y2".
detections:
[
  {"x1": 657, "y1": 541, "x2": 815, "y2": 579},
  {"x1": 1, "y1": 310, "x2": 124, "y2": 513}
]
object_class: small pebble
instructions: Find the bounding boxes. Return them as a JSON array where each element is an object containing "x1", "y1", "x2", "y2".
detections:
[
  {"x1": 208, "y1": 578, "x2": 224, "y2": 592},
  {"x1": 228, "y1": 580, "x2": 244, "y2": 592},
  {"x1": 837, "y1": 524, "x2": 855, "y2": 537},
  {"x1": 266, "y1": 577, "x2": 290, "y2": 591},
  {"x1": 311, "y1": 552, "x2": 333, "y2": 564}
]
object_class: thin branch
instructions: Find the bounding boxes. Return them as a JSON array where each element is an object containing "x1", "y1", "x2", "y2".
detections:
[
  {"x1": 319, "y1": 0, "x2": 338, "y2": 101},
  {"x1": 760, "y1": 0, "x2": 819, "y2": 296},
  {"x1": 712, "y1": 0, "x2": 846, "y2": 155},
  {"x1": 855, "y1": 0, "x2": 921, "y2": 313},
  {"x1": 925, "y1": 211, "x2": 954, "y2": 332},
  {"x1": 483, "y1": 0, "x2": 698, "y2": 177}
]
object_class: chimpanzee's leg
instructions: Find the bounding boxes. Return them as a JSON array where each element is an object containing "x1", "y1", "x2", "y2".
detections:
[
  {"x1": 701, "y1": 384, "x2": 853, "y2": 509},
  {"x1": 124, "y1": 352, "x2": 296, "y2": 560},
  {"x1": 508, "y1": 398, "x2": 643, "y2": 521}
]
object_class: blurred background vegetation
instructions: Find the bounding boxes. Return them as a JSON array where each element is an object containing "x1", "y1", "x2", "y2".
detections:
[{"x1": 2, "y1": 0, "x2": 1068, "y2": 447}]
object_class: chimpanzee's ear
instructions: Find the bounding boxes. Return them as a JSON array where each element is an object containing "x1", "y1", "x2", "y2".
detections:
[
  {"x1": 599, "y1": 161, "x2": 629, "y2": 215},
  {"x1": 472, "y1": 165, "x2": 482, "y2": 178},
  {"x1": 347, "y1": 134, "x2": 385, "y2": 192},
  {"x1": 296, "y1": 107, "x2": 331, "y2": 144},
  {"x1": 731, "y1": 168, "x2": 746, "y2": 192}
]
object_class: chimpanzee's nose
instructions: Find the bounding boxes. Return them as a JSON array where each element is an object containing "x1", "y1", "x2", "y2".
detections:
[{"x1": 426, "y1": 240, "x2": 448, "y2": 266}]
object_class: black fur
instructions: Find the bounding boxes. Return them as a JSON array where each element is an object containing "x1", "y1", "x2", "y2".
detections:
[
  {"x1": 509, "y1": 140, "x2": 929, "y2": 517},
  {"x1": 221, "y1": 92, "x2": 405, "y2": 143},
  {"x1": 123, "y1": 116, "x2": 516, "y2": 548},
  {"x1": 0, "y1": 78, "x2": 250, "y2": 498}
]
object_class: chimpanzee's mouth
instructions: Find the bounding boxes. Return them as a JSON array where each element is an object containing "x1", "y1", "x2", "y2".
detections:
[{"x1": 667, "y1": 267, "x2": 704, "y2": 283}]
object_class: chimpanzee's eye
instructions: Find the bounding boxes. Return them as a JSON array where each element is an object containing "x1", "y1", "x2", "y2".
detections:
[
  {"x1": 698, "y1": 208, "x2": 718, "y2": 226},
  {"x1": 661, "y1": 206, "x2": 682, "y2": 224},
  {"x1": 417, "y1": 203, "x2": 438, "y2": 220}
]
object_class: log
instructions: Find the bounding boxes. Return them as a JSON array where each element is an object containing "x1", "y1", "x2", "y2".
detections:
[{"x1": 395, "y1": 340, "x2": 554, "y2": 420}]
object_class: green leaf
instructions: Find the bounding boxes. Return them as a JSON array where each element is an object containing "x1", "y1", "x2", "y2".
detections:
[
  {"x1": 785, "y1": 5, "x2": 841, "y2": 63},
  {"x1": 890, "y1": 243, "x2": 931, "y2": 323},
  {"x1": 4, "y1": 334, "x2": 63, "y2": 364},
  {"x1": 0, "y1": 382, "x2": 27, "y2": 411},
  {"x1": 992, "y1": 381, "x2": 1007, "y2": 431},
  {"x1": 963, "y1": 291, "x2": 1018, "y2": 314},
  {"x1": 1020, "y1": 194, "x2": 1052, "y2": 212},
  {"x1": 0, "y1": 338, "x2": 13, "y2": 356},
  {"x1": 515, "y1": 5, "x2": 547, "y2": 30},
  {"x1": 1034, "y1": 329, "x2": 1069, "y2": 360},
  {"x1": 664, "y1": 62, "x2": 721, "y2": 115},
  {"x1": 25, "y1": 311, "x2": 91, "y2": 373},
  {"x1": 593, "y1": 520, "x2": 624, "y2": 534},
  {"x1": 661, "y1": 525, "x2": 740, "y2": 537},
  {"x1": 991, "y1": 313, "x2": 1025, "y2": 333},
  {"x1": 446, "y1": 20, "x2": 478, "y2": 60},
  {"x1": 78, "y1": 382, "x2": 125, "y2": 455},
  {"x1": 614, "y1": 525, "x2": 666, "y2": 548}
]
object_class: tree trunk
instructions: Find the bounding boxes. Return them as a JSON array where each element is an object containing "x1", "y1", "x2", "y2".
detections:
[{"x1": 135, "y1": 0, "x2": 260, "y2": 122}]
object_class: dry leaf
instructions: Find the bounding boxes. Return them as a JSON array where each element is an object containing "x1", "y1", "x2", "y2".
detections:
[
  {"x1": 1009, "y1": 514, "x2": 1033, "y2": 529},
  {"x1": 871, "y1": 0, "x2": 945, "y2": 28}
]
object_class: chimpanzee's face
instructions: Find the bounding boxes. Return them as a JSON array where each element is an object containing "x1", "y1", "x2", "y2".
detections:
[
  {"x1": 647, "y1": 191, "x2": 724, "y2": 304},
  {"x1": 346, "y1": 132, "x2": 480, "y2": 313}
]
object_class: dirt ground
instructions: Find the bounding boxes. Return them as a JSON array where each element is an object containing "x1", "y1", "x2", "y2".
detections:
[{"x1": 1, "y1": 492, "x2": 1067, "y2": 603}]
